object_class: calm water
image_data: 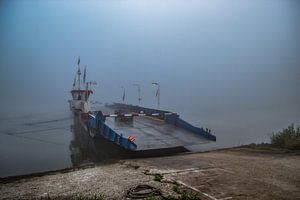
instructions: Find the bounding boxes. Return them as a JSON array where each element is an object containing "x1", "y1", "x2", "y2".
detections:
[
  {"x1": 0, "y1": 101, "x2": 298, "y2": 177},
  {"x1": 0, "y1": 104, "x2": 134, "y2": 177},
  {"x1": 0, "y1": 0, "x2": 299, "y2": 177}
]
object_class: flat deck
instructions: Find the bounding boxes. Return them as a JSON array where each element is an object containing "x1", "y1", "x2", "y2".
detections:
[{"x1": 97, "y1": 106, "x2": 209, "y2": 150}]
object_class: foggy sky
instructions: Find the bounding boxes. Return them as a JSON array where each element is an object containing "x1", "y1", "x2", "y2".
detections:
[{"x1": 0, "y1": 0, "x2": 299, "y2": 129}]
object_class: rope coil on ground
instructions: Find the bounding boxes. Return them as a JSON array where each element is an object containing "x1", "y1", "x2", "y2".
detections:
[{"x1": 126, "y1": 184, "x2": 162, "y2": 199}]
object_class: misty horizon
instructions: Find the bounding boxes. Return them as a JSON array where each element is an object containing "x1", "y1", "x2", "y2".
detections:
[{"x1": 0, "y1": 0, "x2": 299, "y2": 177}]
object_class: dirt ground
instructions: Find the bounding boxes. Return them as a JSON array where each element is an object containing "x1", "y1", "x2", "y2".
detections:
[{"x1": 0, "y1": 147, "x2": 299, "y2": 200}]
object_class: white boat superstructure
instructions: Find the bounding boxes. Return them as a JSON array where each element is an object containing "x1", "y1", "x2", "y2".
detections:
[{"x1": 69, "y1": 57, "x2": 96, "y2": 114}]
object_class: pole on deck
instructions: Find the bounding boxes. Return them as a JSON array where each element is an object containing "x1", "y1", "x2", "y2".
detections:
[{"x1": 152, "y1": 82, "x2": 160, "y2": 109}]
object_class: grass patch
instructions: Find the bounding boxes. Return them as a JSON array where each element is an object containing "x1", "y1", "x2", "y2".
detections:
[
  {"x1": 145, "y1": 196, "x2": 164, "y2": 200},
  {"x1": 144, "y1": 171, "x2": 202, "y2": 199},
  {"x1": 166, "y1": 192, "x2": 202, "y2": 200},
  {"x1": 171, "y1": 182, "x2": 202, "y2": 200},
  {"x1": 153, "y1": 173, "x2": 163, "y2": 182},
  {"x1": 271, "y1": 124, "x2": 300, "y2": 150},
  {"x1": 179, "y1": 192, "x2": 202, "y2": 200},
  {"x1": 72, "y1": 194, "x2": 105, "y2": 200},
  {"x1": 172, "y1": 185, "x2": 180, "y2": 194}
]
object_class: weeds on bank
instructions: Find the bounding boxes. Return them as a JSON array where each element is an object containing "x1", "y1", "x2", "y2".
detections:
[
  {"x1": 145, "y1": 196, "x2": 163, "y2": 200},
  {"x1": 179, "y1": 192, "x2": 202, "y2": 200},
  {"x1": 145, "y1": 192, "x2": 202, "y2": 200},
  {"x1": 72, "y1": 194, "x2": 105, "y2": 200},
  {"x1": 271, "y1": 124, "x2": 300, "y2": 150},
  {"x1": 153, "y1": 173, "x2": 164, "y2": 182},
  {"x1": 172, "y1": 185, "x2": 180, "y2": 193},
  {"x1": 147, "y1": 172, "x2": 201, "y2": 199},
  {"x1": 171, "y1": 181, "x2": 202, "y2": 200}
]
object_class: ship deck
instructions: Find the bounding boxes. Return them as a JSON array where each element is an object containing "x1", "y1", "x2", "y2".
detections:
[{"x1": 97, "y1": 106, "x2": 210, "y2": 150}]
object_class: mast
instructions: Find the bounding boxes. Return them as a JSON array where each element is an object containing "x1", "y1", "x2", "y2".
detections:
[
  {"x1": 77, "y1": 56, "x2": 81, "y2": 90},
  {"x1": 73, "y1": 75, "x2": 76, "y2": 89}
]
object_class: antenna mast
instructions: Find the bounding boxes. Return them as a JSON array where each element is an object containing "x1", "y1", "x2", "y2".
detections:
[{"x1": 77, "y1": 56, "x2": 81, "y2": 90}]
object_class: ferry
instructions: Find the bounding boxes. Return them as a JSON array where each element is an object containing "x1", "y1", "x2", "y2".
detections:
[{"x1": 69, "y1": 58, "x2": 216, "y2": 152}]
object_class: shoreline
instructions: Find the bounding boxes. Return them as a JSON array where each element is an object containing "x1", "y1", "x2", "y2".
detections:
[
  {"x1": 1, "y1": 144, "x2": 299, "y2": 183},
  {"x1": 1, "y1": 145, "x2": 299, "y2": 199}
]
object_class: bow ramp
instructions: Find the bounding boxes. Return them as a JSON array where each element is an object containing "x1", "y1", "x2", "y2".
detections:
[{"x1": 87, "y1": 104, "x2": 216, "y2": 151}]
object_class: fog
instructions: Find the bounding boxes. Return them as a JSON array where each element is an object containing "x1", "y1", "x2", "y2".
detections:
[{"x1": 1, "y1": 0, "x2": 300, "y2": 147}]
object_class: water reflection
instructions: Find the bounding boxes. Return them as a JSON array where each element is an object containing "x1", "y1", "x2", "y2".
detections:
[{"x1": 69, "y1": 116, "x2": 133, "y2": 167}]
